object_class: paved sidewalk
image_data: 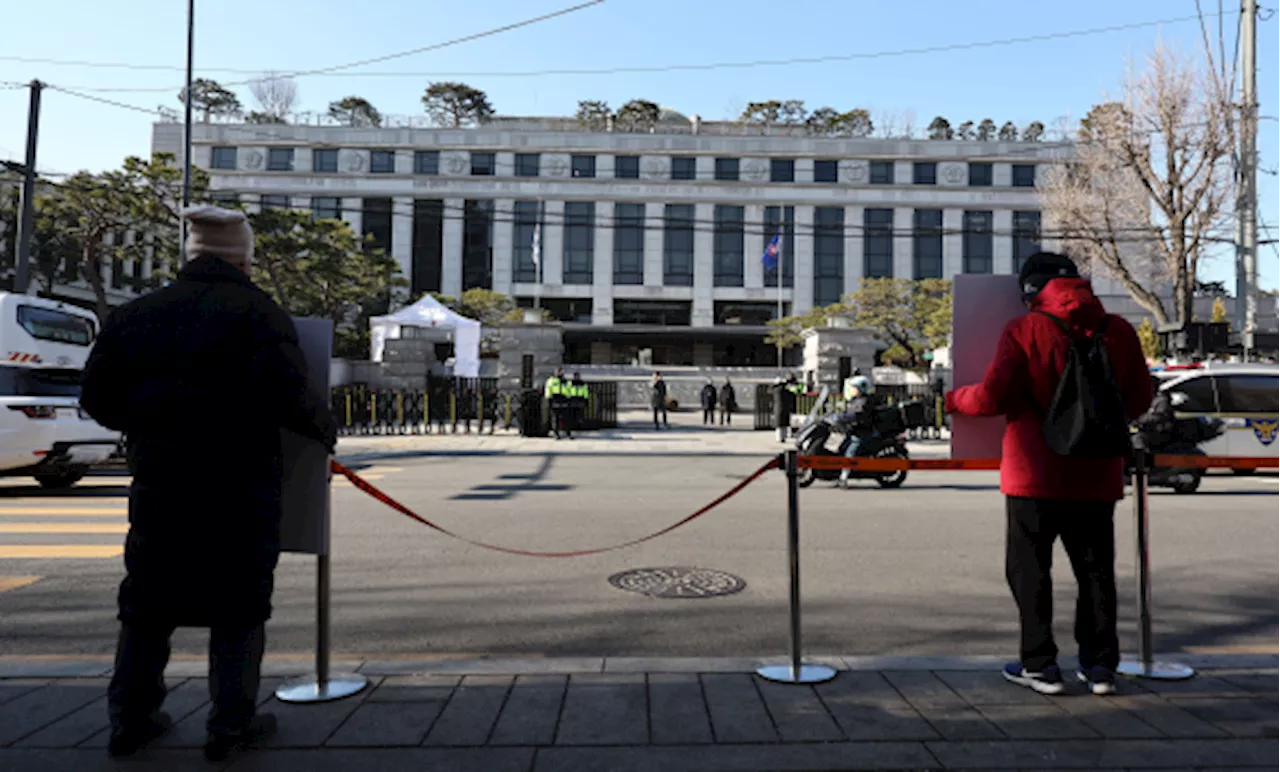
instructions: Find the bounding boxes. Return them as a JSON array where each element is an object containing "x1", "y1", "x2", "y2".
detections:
[{"x1": 0, "y1": 654, "x2": 1274, "y2": 771}]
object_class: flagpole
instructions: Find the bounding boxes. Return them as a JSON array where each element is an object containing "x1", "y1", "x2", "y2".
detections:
[
  {"x1": 776, "y1": 228, "x2": 783, "y2": 370},
  {"x1": 534, "y1": 200, "x2": 543, "y2": 314}
]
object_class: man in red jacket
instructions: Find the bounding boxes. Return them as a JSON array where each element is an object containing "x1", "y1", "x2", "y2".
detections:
[{"x1": 947, "y1": 252, "x2": 1152, "y2": 696}]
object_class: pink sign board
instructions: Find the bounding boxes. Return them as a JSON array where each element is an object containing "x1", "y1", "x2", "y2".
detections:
[{"x1": 950, "y1": 275, "x2": 1026, "y2": 459}]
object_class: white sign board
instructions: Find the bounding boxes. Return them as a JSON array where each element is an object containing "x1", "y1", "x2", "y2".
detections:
[
  {"x1": 280, "y1": 317, "x2": 333, "y2": 555},
  {"x1": 950, "y1": 275, "x2": 1026, "y2": 459}
]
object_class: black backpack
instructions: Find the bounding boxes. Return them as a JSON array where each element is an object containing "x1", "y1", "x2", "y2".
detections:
[{"x1": 1034, "y1": 311, "x2": 1131, "y2": 458}]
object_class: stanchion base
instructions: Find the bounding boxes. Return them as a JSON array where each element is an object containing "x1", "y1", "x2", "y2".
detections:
[
  {"x1": 275, "y1": 673, "x2": 369, "y2": 703},
  {"x1": 1116, "y1": 660, "x2": 1195, "y2": 680},
  {"x1": 756, "y1": 664, "x2": 838, "y2": 684}
]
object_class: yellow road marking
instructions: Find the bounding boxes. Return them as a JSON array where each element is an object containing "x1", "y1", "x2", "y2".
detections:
[
  {"x1": 0, "y1": 576, "x2": 40, "y2": 592},
  {"x1": 1184, "y1": 644, "x2": 1279, "y2": 655},
  {"x1": 0, "y1": 545, "x2": 123, "y2": 559},
  {"x1": 0, "y1": 523, "x2": 128, "y2": 534},
  {"x1": 0, "y1": 508, "x2": 127, "y2": 516}
]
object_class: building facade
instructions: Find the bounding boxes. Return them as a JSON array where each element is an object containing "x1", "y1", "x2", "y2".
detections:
[{"x1": 153, "y1": 115, "x2": 1075, "y2": 366}]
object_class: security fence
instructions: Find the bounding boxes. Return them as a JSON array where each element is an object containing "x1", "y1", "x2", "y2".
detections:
[{"x1": 332, "y1": 378, "x2": 618, "y2": 436}]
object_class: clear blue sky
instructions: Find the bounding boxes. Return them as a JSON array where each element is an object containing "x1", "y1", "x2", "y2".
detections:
[{"x1": 1, "y1": 0, "x2": 1275, "y2": 289}]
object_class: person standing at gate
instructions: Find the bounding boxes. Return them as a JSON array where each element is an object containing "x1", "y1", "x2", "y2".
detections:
[
  {"x1": 770, "y1": 376, "x2": 794, "y2": 442},
  {"x1": 568, "y1": 372, "x2": 589, "y2": 438},
  {"x1": 79, "y1": 206, "x2": 337, "y2": 761},
  {"x1": 650, "y1": 372, "x2": 669, "y2": 430},
  {"x1": 946, "y1": 252, "x2": 1152, "y2": 696},
  {"x1": 719, "y1": 378, "x2": 737, "y2": 425},
  {"x1": 544, "y1": 366, "x2": 570, "y2": 440},
  {"x1": 700, "y1": 378, "x2": 718, "y2": 426}
]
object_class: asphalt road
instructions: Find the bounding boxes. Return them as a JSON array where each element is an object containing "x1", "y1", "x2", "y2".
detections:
[{"x1": 0, "y1": 453, "x2": 1275, "y2": 660}]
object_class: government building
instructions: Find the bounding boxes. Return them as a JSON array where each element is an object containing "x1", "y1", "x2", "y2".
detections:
[{"x1": 153, "y1": 111, "x2": 1074, "y2": 366}]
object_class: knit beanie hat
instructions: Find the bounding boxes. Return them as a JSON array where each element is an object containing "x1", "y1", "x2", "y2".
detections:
[
  {"x1": 1018, "y1": 251, "x2": 1079, "y2": 300},
  {"x1": 183, "y1": 205, "x2": 254, "y2": 266}
]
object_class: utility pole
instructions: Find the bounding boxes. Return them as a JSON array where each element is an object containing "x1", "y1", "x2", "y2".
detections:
[
  {"x1": 13, "y1": 80, "x2": 43, "y2": 296},
  {"x1": 1235, "y1": 0, "x2": 1258, "y2": 357},
  {"x1": 179, "y1": 0, "x2": 195, "y2": 270}
]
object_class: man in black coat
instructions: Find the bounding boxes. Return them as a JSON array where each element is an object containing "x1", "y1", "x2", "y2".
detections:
[{"x1": 80, "y1": 206, "x2": 337, "y2": 761}]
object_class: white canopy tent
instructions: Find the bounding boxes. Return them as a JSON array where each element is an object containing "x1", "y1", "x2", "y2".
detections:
[{"x1": 369, "y1": 295, "x2": 482, "y2": 378}]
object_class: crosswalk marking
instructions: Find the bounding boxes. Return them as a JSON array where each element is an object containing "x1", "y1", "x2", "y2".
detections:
[
  {"x1": 0, "y1": 508, "x2": 127, "y2": 516},
  {"x1": 0, "y1": 576, "x2": 40, "y2": 593},
  {"x1": 0, "y1": 545, "x2": 123, "y2": 559},
  {"x1": 0, "y1": 523, "x2": 129, "y2": 534}
]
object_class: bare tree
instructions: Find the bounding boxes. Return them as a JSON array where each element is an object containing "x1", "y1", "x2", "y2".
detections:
[
  {"x1": 1039, "y1": 44, "x2": 1235, "y2": 328},
  {"x1": 249, "y1": 72, "x2": 298, "y2": 122}
]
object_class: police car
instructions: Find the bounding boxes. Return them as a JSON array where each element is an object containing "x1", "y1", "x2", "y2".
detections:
[
  {"x1": 1152, "y1": 363, "x2": 1279, "y2": 473},
  {"x1": 0, "y1": 293, "x2": 121, "y2": 488}
]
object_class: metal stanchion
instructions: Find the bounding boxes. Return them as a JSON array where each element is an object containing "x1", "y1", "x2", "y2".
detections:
[
  {"x1": 277, "y1": 484, "x2": 370, "y2": 703},
  {"x1": 757, "y1": 450, "x2": 838, "y2": 685},
  {"x1": 1116, "y1": 446, "x2": 1195, "y2": 681}
]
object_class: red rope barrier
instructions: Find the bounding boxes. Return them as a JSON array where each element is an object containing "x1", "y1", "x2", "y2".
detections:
[{"x1": 330, "y1": 456, "x2": 782, "y2": 558}]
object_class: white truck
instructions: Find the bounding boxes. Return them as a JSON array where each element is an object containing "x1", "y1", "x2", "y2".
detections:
[{"x1": 0, "y1": 293, "x2": 121, "y2": 488}]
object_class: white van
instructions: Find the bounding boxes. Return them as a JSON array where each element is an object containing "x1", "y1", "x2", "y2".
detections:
[
  {"x1": 1156, "y1": 364, "x2": 1279, "y2": 473},
  {"x1": 0, "y1": 293, "x2": 121, "y2": 488}
]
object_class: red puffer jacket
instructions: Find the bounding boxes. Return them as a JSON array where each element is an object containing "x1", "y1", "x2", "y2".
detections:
[{"x1": 946, "y1": 278, "x2": 1153, "y2": 501}]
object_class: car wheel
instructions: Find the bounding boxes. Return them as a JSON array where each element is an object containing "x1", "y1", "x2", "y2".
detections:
[{"x1": 34, "y1": 468, "x2": 87, "y2": 490}]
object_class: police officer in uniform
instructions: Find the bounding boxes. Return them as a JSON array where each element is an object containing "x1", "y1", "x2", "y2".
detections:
[
  {"x1": 567, "y1": 372, "x2": 589, "y2": 438},
  {"x1": 544, "y1": 367, "x2": 570, "y2": 439}
]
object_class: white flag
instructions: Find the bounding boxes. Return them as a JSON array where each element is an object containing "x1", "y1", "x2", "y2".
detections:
[{"x1": 530, "y1": 222, "x2": 541, "y2": 268}]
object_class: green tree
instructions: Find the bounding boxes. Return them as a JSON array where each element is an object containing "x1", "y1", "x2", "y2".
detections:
[
  {"x1": 178, "y1": 78, "x2": 242, "y2": 122},
  {"x1": 998, "y1": 121, "x2": 1019, "y2": 141},
  {"x1": 805, "y1": 106, "x2": 840, "y2": 135},
  {"x1": 39, "y1": 152, "x2": 207, "y2": 319},
  {"x1": 976, "y1": 118, "x2": 997, "y2": 141},
  {"x1": 575, "y1": 100, "x2": 612, "y2": 130},
  {"x1": 1136, "y1": 318, "x2": 1164, "y2": 361},
  {"x1": 927, "y1": 116, "x2": 953, "y2": 140},
  {"x1": 244, "y1": 111, "x2": 286, "y2": 124},
  {"x1": 248, "y1": 207, "x2": 405, "y2": 358},
  {"x1": 740, "y1": 100, "x2": 782, "y2": 125},
  {"x1": 955, "y1": 120, "x2": 975, "y2": 140},
  {"x1": 1021, "y1": 120, "x2": 1045, "y2": 142},
  {"x1": 764, "y1": 304, "x2": 840, "y2": 350},
  {"x1": 845, "y1": 278, "x2": 952, "y2": 371},
  {"x1": 777, "y1": 99, "x2": 807, "y2": 125},
  {"x1": 422, "y1": 82, "x2": 494, "y2": 128},
  {"x1": 615, "y1": 99, "x2": 661, "y2": 132},
  {"x1": 327, "y1": 96, "x2": 382, "y2": 127},
  {"x1": 828, "y1": 108, "x2": 873, "y2": 138}
]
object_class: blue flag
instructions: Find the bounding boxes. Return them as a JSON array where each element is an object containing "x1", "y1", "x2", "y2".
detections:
[{"x1": 762, "y1": 233, "x2": 780, "y2": 269}]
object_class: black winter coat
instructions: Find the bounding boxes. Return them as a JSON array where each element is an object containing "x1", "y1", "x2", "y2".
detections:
[
  {"x1": 650, "y1": 380, "x2": 668, "y2": 409},
  {"x1": 80, "y1": 257, "x2": 335, "y2": 628},
  {"x1": 719, "y1": 384, "x2": 736, "y2": 410},
  {"x1": 700, "y1": 384, "x2": 717, "y2": 410},
  {"x1": 770, "y1": 382, "x2": 795, "y2": 428}
]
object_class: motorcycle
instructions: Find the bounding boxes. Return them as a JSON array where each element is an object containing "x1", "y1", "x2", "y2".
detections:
[
  {"x1": 794, "y1": 405, "x2": 910, "y2": 489},
  {"x1": 1131, "y1": 416, "x2": 1225, "y2": 495}
]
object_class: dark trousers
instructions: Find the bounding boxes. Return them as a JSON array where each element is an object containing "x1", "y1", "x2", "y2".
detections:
[
  {"x1": 108, "y1": 622, "x2": 265, "y2": 736},
  {"x1": 719, "y1": 408, "x2": 732, "y2": 425},
  {"x1": 1005, "y1": 497, "x2": 1119, "y2": 673},
  {"x1": 652, "y1": 405, "x2": 668, "y2": 429},
  {"x1": 702, "y1": 408, "x2": 714, "y2": 424}
]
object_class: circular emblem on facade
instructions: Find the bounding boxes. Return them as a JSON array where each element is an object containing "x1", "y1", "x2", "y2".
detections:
[
  {"x1": 608, "y1": 567, "x2": 746, "y2": 599},
  {"x1": 943, "y1": 163, "x2": 965, "y2": 183},
  {"x1": 243, "y1": 150, "x2": 263, "y2": 170},
  {"x1": 743, "y1": 161, "x2": 767, "y2": 180},
  {"x1": 642, "y1": 159, "x2": 667, "y2": 179},
  {"x1": 445, "y1": 154, "x2": 467, "y2": 174},
  {"x1": 840, "y1": 161, "x2": 867, "y2": 182},
  {"x1": 545, "y1": 157, "x2": 569, "y2": 177},
  {"x1": 344, "y1": 152, "x2": 366, "y2": 173}
]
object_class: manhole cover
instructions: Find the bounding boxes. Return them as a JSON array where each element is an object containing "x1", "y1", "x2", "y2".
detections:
[{"x1": 608, "y1": 567, "x2": 746, "y2": 599}]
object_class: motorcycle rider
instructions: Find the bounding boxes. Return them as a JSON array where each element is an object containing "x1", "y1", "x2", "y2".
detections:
[{"x1": 836, "y1": 375, "x2": 877, "y2": 488}]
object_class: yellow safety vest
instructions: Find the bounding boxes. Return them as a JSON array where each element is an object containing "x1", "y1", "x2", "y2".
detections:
[{"x1": 544, "y1": 377, "x2": 566, "y2": 398}]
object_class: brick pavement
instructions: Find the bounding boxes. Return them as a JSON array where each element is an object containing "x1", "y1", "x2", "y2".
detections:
[{"x1": 0, "y1": 655, "x2": 1274, "y2": 771}]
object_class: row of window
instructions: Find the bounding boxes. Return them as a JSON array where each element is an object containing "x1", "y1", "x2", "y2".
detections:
[{"x1": 207, "y1": 146, "x2": 1037, "y2": 187}]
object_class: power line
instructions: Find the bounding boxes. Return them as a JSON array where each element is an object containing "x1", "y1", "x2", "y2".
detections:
[{"x1": 18, "y1": 8, "x2": 1253, "y2": 95}]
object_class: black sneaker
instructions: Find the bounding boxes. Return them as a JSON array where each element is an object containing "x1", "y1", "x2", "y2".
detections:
[
  {"x1": 204, "y1": 713, "x2": 278, "y2": 762},
  {"x1": 107, "y1": 710, "x2": 172, "y2": 758},
  {"x1": 1001, "y1": 662, "x2": 1065, "y2": 695},
  {"x1": 1076, "y1": 666, "x2": 1118, "y2": 695}
]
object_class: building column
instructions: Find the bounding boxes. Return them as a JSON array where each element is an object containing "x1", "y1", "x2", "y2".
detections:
[
  {"x1": 542, "y1": 200, "x2": 565, "y2": 287},
  {"x1": 692, "y1": 202, "x2": 714, "y2": 326},
  {"x1": 492, "y1": 198, "x2": 515, "y2": 295},
  {"x1": 793, "y1": 205, "x2": 815, "y2": 314},
  {"x1": 592, "y1": 201, "x2": 614, "y2": 325},
  {"x1": 391, "y1": 196, "x2": 413, "y2": 293},
  {"x1": 844, "y1": 205, "x2": 864, "y2": 296},
  {"x1": 795, "y1": 158, "x2": 815, "y2": 184},
  {"x1": 341, "y1": 197, "x2": 362, "y2": 236},
  {"x1": 441, "y1": 197, "x2": 464, "y2": 298},
  {"x1": 745, "y1": 204, "x2": 765, "y2": 288},
  {"x1": 643, "y1": 201, "x2": 664, "y2": 286},
  {"x1": 893, "y1": 207, "x2": 913, "y2": 280},
  {"x1": 993, "y1": 209, "x2": 1014, "y2": 275},
  {"x1": 943, "y1": 208, "x2": 963, "y2": 278}
]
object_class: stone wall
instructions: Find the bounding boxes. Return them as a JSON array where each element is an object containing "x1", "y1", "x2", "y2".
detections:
[{"x1": 496, "y1": 323, "x2": 564, "y2": 393}]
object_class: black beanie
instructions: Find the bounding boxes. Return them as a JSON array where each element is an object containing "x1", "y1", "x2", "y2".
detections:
[{"x1": 1019, "y1": 251, "x2": 1080, "y2": 299}]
